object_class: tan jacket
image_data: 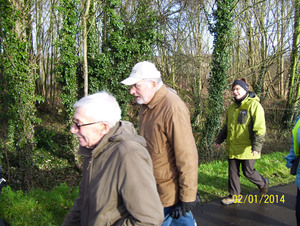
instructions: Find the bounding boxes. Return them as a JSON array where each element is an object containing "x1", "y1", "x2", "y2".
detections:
[
  {"x1": 139, "y1": 85, "x2": 199, "y2": 207},
  {"x1": 62, "y1": 121, "x2": 164, "y2": 226}
]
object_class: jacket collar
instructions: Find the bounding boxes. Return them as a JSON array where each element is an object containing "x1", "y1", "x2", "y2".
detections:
[
  {"x1": 141, "y1": 84, "x2": 167, "y2": 114},
  {"x1": 234, "y1": 91, "x2": 258, "y2": 108}
]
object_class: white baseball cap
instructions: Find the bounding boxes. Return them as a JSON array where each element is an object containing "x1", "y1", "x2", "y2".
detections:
[{"x1": 121, "y1": 61, "x2": 161, "y2": 85}]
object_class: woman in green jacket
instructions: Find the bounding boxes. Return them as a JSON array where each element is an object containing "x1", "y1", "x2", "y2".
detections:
[{"x1": 215, "y1": 78, "x2": 269, "y2": 205}]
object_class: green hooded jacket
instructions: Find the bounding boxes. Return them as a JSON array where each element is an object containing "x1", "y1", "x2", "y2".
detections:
[{"x1": 216, "y1": 92, "x2": 266, "y2": 159}]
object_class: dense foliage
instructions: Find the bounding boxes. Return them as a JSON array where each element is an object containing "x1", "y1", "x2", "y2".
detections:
[
  {"x1": 200, "y1": 0, "x2": 235, "y2": 156},
  {"x1": 0, "y1": 0, "x2": 161, "y2": 190},
  {"x1": 0, "y1": 0, "x2": 42, "y2": 190},
  {"x1": 55, "y1": 0, "x2": 80, "y2": 122},
  {"x1": 88, "y1": 0, "x2": 161, "y2": 118}
]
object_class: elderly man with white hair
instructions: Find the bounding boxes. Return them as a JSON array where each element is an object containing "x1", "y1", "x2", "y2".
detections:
[{"x1": 62, "y1": 91, "x2": 164, "y2": 226}]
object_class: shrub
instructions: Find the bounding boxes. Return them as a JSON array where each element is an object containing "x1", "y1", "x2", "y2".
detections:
[{"x1": 0, "y1": 183, "x2": 78, "y2": 226}]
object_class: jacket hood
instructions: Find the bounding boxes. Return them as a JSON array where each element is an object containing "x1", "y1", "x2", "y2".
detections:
[
  {"x1": 245, "y1": 91, "x2": 260, "y2": 102},
  {"x1": 109, "y1": 121, "x2": 147, "y2": 147},
  {"x1": 248, "y1": 91, "x2": 257, "y2": 99},
  {"x1": 77, "y1": 121, "x2": 146, "y2": 158}
]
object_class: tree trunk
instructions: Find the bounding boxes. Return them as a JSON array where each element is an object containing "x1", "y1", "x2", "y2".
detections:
[
  {"x1": 83, "y1": 0, "x2": 91, "y2": 96},
  {"x1": 282, "y1": 0, "x2": 300, "y2": 128}
]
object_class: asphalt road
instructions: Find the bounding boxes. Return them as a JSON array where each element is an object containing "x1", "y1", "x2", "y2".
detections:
[{"x1": 194, "y1": 183, "x2": 297, "y2": 226}]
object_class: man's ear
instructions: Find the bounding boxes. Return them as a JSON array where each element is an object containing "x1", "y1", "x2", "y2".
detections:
[
  {"x1": 100, "y1": 123, "x2": 110, "y2": 135},
  {"x1": 150, "y1": 80, "x2": 157, "y2": 92}
]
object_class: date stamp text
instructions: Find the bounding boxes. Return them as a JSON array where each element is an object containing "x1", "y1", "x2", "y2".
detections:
[{"x1": 232, "y1": 194, "x2": 285, "y2": 204}]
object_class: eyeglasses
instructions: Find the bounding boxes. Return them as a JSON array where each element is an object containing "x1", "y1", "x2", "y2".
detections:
[
  {"x1": 131, "y1": 81, "x2": 149, "y2": 90},
  {"x1": 73, "y1": 120, "x2": 103, "y2": 130}
]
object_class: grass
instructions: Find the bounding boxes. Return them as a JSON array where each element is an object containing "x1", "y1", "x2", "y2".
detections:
[
  {"x1": 0, "y1": 183, "x2": 78, "y2": 226},
  {"x1": 0, "y1": 151, "x2": 295, "y2": 226}
]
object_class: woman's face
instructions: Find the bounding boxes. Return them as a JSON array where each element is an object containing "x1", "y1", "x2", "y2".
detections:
[{"x1": 232, "y1": 85, "x2": 247, "y2": 100}]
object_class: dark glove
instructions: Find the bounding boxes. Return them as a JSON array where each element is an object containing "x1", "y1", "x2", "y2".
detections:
[
  {"x1": 170, "y1": 200, "x2": 197, "y2": 219},
  {"x1": 180, "y1": 201, "x2": 197, "y2": 217},
  {"x1": 169, "y1": 204, "x2": 183, "y2": 219}
]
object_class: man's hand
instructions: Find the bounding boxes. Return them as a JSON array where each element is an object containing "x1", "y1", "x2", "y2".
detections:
[
  {"x1": 215, "y1": 143, "x2": 221, "y2": 148},
  {"x1": 170, "y1": 200, "x2": 197, "y2": 219},
  {"x1": 180, "y1": 201, "x2": 197, "y2": 217},
  {"x1": 252, "y1": 150, "x2": 259, "y2": 156},
  {"x1": 169, "y1": 204, "x2": 182, "y2": 219}
]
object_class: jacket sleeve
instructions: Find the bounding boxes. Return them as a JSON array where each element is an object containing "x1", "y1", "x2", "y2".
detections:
[
  {"x1": 250, "y1": 102, "x2": 266, "y2": 152},
  {"x1": 166, "y1": 105, "x2": 198, "y2": 203},
  {"x1": 216, "y1": 123, "x2": 228, "y2": 144},
  {"x1": 285, "y1": 120, "x2": 300, "y2": 168},
  {"x1": 116, "y1": 147, "x2": 164, "y2": 226},
  {"x1": 61, "y1": 182, "x2": 83, "y2": 226},
  {"x1": 285, "y1": 147, "x2": 296, "y2": 169}
]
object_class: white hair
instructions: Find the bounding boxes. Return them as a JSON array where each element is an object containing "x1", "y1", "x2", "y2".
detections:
[
  {"x1": 73, "y1": 91, "x2": 121, "y2": 128},
  {"x1": 144, "y1": 78, "x2": 163, "y2": 91}
]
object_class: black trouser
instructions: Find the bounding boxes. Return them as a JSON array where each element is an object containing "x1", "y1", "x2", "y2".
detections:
[
  {"x1": 228, "y1": 159, "x2": 265, "y2": 197},
  {"x1": 296, "y1": 188, "x2": 300, "y2": 226}
]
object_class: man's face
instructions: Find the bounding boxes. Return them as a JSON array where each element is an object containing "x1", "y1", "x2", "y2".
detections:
[
  {"x1": 129, "y1": 80, "x2": 156, "y2": 105},
  {"x1": 70, "y1": 107, "x2": 106, "y2": 149}
]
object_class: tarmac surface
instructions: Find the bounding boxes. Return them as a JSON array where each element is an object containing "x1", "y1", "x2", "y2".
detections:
[{"x1": 193, "y1": 183, "x2": 297, "y2": 226}]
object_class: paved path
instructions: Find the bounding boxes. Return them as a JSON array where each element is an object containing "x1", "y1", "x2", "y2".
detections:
[{"x1": 193, "y1": 183, "x2": 297, "y2": 226}]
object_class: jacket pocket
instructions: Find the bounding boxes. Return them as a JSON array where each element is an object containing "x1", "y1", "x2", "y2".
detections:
[
  {"x1": 147, "y1": 124, "x2": 164, "y2": 155},
  {"x1": 153, "y1": 168, "x2": 177, "y2": 182},
  {"x1": 154, "y1": 168, "x2": 178, "y2": 195},
  {"x1": 237, "y1": 109, "x2": 248, "y2": 124}
]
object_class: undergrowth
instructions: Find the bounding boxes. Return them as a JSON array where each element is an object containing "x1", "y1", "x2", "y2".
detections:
[{"x1": 0, "y1": 183, "x2": 78, "y2": 226}]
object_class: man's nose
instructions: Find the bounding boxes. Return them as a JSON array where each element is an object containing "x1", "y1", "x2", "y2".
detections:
[
  {"x1": 70, "y1": 123, "x2": 78, "y2": 134},
  {"x1": 130, "y1": 87, "x2": 136, "y2": 95}
]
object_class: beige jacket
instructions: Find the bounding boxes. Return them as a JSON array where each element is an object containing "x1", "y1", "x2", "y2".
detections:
[
  {"x1": 62, "y1": 121, "x2": 164, "y2": 226},
  {"x1": 139, "y1": 85, "x2": 199, "y2": 207}
]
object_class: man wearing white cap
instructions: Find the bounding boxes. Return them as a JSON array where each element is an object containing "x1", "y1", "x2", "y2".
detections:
[{"x1": 121, "y1": 61, "x2": 199, "y2": 226}]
